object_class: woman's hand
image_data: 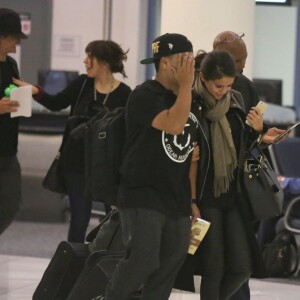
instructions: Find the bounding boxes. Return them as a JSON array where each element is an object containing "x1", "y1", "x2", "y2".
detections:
[
  {"x1": 262, "y1": 127, "x2": 286, "y2": 144},
  {"x1": 12, "y1": 78, "x2": 39, "y2": 95},
  {"x1": 191, "y1": 203, "x2": 201, "y2": 224},
  {"x1": 246, "y1": 106, "x2": 263, "y2": 132}
]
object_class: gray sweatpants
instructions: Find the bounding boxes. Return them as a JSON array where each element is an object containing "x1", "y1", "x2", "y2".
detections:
[{"x1": 105, "y1": 207, "x2": 191, "y2": 300}]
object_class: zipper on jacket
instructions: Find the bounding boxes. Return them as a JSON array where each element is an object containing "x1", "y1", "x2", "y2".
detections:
[{"x1": 198, "y1": 122, "x2": 210, "y2": 200}]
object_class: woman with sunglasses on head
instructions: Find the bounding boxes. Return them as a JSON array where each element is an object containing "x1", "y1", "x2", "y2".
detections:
[
  {"x1": 175, "y1": 50, "x2": 267, "y2": 299},
  {"x1": 14, "y1": 40, "x2": 131, "y2": 243}
]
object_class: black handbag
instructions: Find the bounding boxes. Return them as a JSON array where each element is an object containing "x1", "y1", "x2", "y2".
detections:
[
  {"x1": 242, "y1": 147, "x2": 284, "y2": 220},
  {"x1": 42, "y1": 79, "x2": 88, "y2": 194},
  {"x1": 42, "y1": 150, "x2": 67, "y2": 194}
]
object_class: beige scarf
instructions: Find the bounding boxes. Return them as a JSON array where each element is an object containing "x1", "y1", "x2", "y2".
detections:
[{"x1": 194, "y1": 78, "x2": 237, "y2": 198}]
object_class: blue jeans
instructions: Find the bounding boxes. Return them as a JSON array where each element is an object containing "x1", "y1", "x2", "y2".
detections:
[
  {"x1": 0, "y1": 155, "x2": 21, "y2": 235},
  {"x1": 65, "y1": 172, "x2": 92, "y2": 243},
  {"x1": 105, "y1": 208, "x2": 191, "y2": 300}
]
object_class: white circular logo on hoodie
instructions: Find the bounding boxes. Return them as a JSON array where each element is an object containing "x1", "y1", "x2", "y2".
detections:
[{"x1": 162, "y1": 112, "x2": 198, "y2": 163}]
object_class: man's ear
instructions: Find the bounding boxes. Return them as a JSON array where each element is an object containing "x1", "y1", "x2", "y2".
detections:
[{"x1": 160, "y1": 57, "x2": 168, "y2": 70}]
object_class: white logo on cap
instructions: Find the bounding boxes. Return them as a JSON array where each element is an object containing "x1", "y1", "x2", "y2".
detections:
[{"x1": 168, "y1": 43, "x2": 173, "y2": 50}]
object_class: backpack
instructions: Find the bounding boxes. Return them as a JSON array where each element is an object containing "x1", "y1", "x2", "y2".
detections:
[
  {"x1": 82, "y1": 107, "x2": 126, "y2": 206},
  {"x1": 262, "y1": 231, "x2": 299, "y2": 277}
]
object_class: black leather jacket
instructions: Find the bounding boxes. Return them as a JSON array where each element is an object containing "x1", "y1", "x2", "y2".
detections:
[{"x1": 193, "y1": 89, "x2": 263, "y2": 203}]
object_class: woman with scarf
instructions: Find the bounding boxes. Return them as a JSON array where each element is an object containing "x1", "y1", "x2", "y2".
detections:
[{"x1": 174, "y1": 50, "x2": 267, "y2": 300}]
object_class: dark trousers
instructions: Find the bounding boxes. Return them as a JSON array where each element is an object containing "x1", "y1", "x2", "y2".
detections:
[
  {"x1": 65, "y1": 172, "x2": 92, "y2": 243},
  {"x1": 105, "y1": 208, "x2": 191, "y2": 300},
  {"x1": 229, "y1": 281, "x2": 250, "y2": 300},
  {"x1": 0, "y1": 155, "x2": 21, "y2": 235},
  {"x1": 198, "y1": 205, "x2": 252, "y2": 300}
]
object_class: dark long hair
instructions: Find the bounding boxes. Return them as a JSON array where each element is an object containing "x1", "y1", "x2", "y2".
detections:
[
  {"x1": 85, "y1": 40, "x2": 129, "y2": 78},
  {"x1": 194, "y1": 50, "x2": 236, "y2": 81}
]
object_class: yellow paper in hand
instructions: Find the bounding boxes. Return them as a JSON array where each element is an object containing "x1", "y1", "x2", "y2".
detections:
[{"x1": 188, "y1": 218, "x2": 211, "y2": 255}]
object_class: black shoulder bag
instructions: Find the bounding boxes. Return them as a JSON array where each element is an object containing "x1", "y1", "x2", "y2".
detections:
[
  {"x1": 42, "y1": 79, "x2": 88, "y2": 194},
  {"x1": 236, "y1": 109, "x2": 283, "y2": 221},
  {"x1": 242, "y1": 146, "x2": 284, "y2": 220}
]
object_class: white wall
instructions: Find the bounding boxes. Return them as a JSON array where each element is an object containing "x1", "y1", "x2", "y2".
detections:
[
  {"x1": 51, "y1": 0, "x2": 148, "y2": 90},
  {"x1": 110, "y1": 0, "x2": 148, "y2": 89},
  {"x1": 50, "y1": 0, "x2": 298, "y2": 104},
  {"x1": 253, "y1": 6, "x2": 297, "y2": 106},
  {"x1": 51, "y1": 0, "x2": 256, "y2": 88},
  {"x1": 160, "y1": 0, "x2": 256, "y2": 78},
  {"x1": 51, "y1": 0, "x2": 103, "y2": 73}
]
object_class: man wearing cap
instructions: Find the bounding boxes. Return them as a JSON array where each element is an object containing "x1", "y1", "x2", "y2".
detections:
[
  {"x1": 98, "y1": 33, "x2": 199, "y2": 300},
  {"x1": 0, "y1": 8, "x2": 27, "y2": 235}
]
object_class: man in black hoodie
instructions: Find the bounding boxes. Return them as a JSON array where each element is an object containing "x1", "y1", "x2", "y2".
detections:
[
  {"x1": 0, "y1": 8, "x2": 27, "y2": 235},
  {"x1": 99, "y1": 33, "x2": 200, "y2": 300}
]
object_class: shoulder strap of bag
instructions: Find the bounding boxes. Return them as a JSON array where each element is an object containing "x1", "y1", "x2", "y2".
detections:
[
  {"x1": 235, "y1": 111, "x2": 248, "y2": 193},
  {"x1": 58, "y1": 78, "x2": 88, "y2": 153},
  {"x1": 73, "y1": 78, "x2": 88, "y2": 115}
]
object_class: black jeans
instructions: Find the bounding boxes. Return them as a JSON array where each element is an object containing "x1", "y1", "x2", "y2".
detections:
[
  {"x1": 198, "y1": 205, "x2": 252, "y2": 300},
  {"x1": 65, "y1": 172, "x2": 92, "y2": 243},
  {"x1": 0, "y1": 155, "x2": 21, "y2": 235},
  {"x1": 105, "y1": 208, "x2": 191, "y2": 300},
  {"x1": 229, "y1": 280, "x2": 250, "y2": 300}
]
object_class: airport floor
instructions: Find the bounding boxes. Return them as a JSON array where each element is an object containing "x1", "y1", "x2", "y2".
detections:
[
  {"x1": 1, "y1": 255, "x2": 300, "y2": 300},
  {"x1": 1, "y1": 220, "x2": 300, "y2": 299}
]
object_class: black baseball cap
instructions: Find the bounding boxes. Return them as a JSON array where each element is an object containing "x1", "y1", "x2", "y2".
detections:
[
  {"x1": 140, "y1": 33, "x2": 193, "y2": 64},
  {"x1": 0, "y1": 8, "x2": 27, "y2": 39}
]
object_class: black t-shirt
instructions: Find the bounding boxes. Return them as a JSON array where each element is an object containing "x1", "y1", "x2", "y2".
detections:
[
  {"x1": 0, "y1": 56, "x2": 20, "y2": 156},
  {"x1": 117, "y1": 80, "x2": 199, "y2": 217}
]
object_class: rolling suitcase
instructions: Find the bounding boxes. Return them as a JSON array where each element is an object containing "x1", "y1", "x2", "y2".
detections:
[
  {"x1": 67, "y1": 250, "x2": 141, "y2": 300},
  {"x1": 33, "y1": 241, "x2": 90, "y2": 300}
]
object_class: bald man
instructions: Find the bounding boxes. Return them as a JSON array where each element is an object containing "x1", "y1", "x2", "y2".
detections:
[{"x1": 214, "y1": 31, "x2": 285, "y2": 145}]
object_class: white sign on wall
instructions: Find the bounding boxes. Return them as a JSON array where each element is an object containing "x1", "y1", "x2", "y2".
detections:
[
  {"x1": 53, "y1": 35, "x2": 81, "y2": 57},
  {"x1": 20, "y1": 13, "x2": 31, "y2": 36}
]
